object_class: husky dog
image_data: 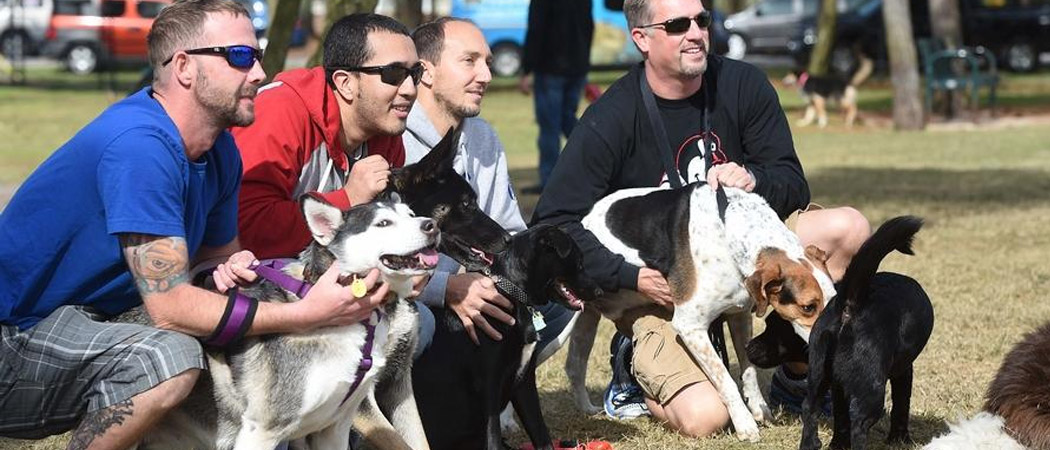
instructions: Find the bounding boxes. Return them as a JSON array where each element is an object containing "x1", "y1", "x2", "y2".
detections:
[{"x1": 140, "y1": 196, "x2": 439, "y2": 450}]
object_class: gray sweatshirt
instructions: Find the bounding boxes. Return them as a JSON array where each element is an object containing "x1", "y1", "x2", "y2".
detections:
[{"x1": 402, "y1": 105, "x2": 527, "y2": 308}]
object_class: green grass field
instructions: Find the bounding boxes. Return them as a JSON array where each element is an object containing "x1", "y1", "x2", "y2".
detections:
[{"x1": 2, "y1": 67, "x2": 1050, "y2": 449}]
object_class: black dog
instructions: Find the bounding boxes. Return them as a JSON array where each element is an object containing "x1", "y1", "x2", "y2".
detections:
[
  {"x1": 795, "y1": 215, "x2": 934, "y2": 450},
  {"x1": 412, "y1": 224, "x2": 602, "y2": 450},
  {"x1": 352, "y1": 127, "x2": 513, "y2": 447},
  {"x1": 388, "y1": 127, "x2": 511, "y2": 271}
]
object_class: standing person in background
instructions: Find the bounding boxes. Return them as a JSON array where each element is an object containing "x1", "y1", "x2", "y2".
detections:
[{"x1": 518, "y1": 0, "x2": 595, "y2": 194}]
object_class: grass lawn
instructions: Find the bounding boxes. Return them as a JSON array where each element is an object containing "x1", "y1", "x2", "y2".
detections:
[{"x1": 2, "y1": 67, "x2": 1050, "y2": 449}]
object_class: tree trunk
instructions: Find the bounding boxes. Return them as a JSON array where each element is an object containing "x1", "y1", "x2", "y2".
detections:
[
  {"x1": 929, "y1": 0, "x2": 963, "y2": 116},
  {"x1": 806, "y1": 0, "x2": 838, "y2": 76},
  {"x1": 883, "y1": 0, "x2": 924, "y2": 130},
  {"x1": 308, "y1": 0, "x2": 379, "y2": 67},
  {"x1": 723, "y1": 0, "x2": 749, "y2": 14},
  {"x1": 929, "y1": 0, "x2": 963, "y2": 48},
  {"x1": 261, "y1": 0, "x2": 304, "y2": 82},
  {"x1": 394, "y1": 0, "x2": 424, "y2": 28}
]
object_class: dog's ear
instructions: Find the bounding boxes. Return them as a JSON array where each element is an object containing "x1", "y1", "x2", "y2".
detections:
[
  {"x1": 541, "y1": 227, "x2": 574, "y2": 259},
  {"x1": 417, "y1": 126, "x2": 459, "y2": 176},
  {"x1": 745, "y1": 252, "x2": 785, "y2": 316},
  {"x1": 374, "y1": 190, "x2": 403, "y2": 205},
  {"x1": 804, "y1": 244, "x2": 831, "y2": 277},
  {"x1": 300, "y1": 194, "x2": 344, "y2": 246}
]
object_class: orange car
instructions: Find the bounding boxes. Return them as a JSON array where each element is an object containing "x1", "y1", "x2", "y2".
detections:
[{"x1": 41, "y1": 0, "x2": 170, "y2": 74}]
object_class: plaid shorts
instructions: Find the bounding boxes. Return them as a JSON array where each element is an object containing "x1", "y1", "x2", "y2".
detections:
[{"x1": 0, "y1": 305, "x2": 205, "y2": 439}]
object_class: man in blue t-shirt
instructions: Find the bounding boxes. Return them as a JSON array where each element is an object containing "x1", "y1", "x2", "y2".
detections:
[{"x1": 0, "y1": 1, "x2": 388, "y2": 447}]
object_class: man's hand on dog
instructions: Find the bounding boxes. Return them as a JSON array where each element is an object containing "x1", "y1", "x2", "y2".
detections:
[
  {"x1": 706, "y1": 162, "x2": 756, "y2": 192},
  {"x1": 298, "y1": 266, "x2": 389, "y2": 330},
  {"x1": 345, "y1": 155, "x2": 391, "y2": 206},
  {"x1": 637, "y1": 267, "x2": 674, "y2": 308},
  {"x1": 213, "y1": 250, "x2": 260, "y2": 293},
  {"x1": 446, "y1": 273, "x2": 515, "y2": 345}
]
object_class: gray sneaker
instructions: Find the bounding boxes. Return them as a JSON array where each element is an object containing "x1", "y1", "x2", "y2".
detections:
[{"x1": 603, "y1": 332, "x2": 650, "y2": 419}]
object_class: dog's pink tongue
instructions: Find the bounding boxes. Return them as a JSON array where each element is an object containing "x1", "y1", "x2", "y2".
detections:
[{"x1": 418, "y1": 248, "x2": 439, "y2": 267}]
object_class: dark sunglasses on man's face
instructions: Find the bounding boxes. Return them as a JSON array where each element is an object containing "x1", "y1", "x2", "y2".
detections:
[
  {"x1": 332, "y1": 62, "x2": 425, "y2": 86},
  {"x1": 162, "y1": 45, "x2": 264, "y2": 69},
  {"x1": 638, "y1": 11, "x2": 713, "y2": 34}
]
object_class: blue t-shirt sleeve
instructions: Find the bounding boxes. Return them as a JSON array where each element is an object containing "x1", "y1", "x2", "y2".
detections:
[
  {"x1": 202, "y1": 132, "x2": 242, "y2": 247},
  {"x1": 98, "y1": 128, "x2": 187, "y2": 238}
]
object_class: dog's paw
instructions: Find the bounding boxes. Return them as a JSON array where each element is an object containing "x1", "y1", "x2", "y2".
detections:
[
  {"x1": 576, "y1": 400, "x2": 602, "y2": 415},
  {"x1": 734, "y1": 423, "x2": 761, "y2": 443},
  {"x1": 750, "y1": 401, "x2": 772, "y2": 423},
  {"x1": 499, "y1": 406, "x2": 521, "y2": 434}
]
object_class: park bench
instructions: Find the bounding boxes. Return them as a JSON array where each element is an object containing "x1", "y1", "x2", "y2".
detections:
[{"x1": 918, "y1": 37, "x2": 999, "y2": 119}]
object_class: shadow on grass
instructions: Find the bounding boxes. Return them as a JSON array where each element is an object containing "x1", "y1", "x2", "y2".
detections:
[
  {"x1": 808, "y1": 167, "x2": 1050, "y2": 211},
  {"x1": 1, "y1": 68, "x2": 147, "y2": 94},
  {"x1": 533, "y1": 387, "x2": 643, "y2": 443}
]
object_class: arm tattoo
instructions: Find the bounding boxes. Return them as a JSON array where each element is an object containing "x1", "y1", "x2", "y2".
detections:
[
  {"x1": 66, "y1": 399, "x2": 134, "y2": 450},
  {"x1": 121, "y1": 234, "x2": 190, "y2": 294}
]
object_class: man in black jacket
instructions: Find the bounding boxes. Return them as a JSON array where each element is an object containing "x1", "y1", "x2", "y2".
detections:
[
  {"x1": 518, "y1": 0, "x2": 594, "y2": 193},
  {"x1": 532, "y1": 0, "x2": 870, "y2": 438}
]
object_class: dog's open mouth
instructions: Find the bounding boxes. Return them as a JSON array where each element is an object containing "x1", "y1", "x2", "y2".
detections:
[
  {"x1": 381, "y1": 246, "x2": 440, "y2": 271},
  {"x1": 553, "y1": 278, "x2": 584, "y2": 311}
]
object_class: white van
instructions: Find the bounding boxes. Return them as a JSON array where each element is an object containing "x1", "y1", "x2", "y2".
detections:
[{"x1": 0, "y1": 0, "x2": 53, "y2": 58}]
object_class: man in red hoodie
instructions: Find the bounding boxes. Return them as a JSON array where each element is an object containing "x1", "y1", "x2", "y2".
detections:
[{"x1": 232, "y1": 13, "x2": 422, "y2": 259}]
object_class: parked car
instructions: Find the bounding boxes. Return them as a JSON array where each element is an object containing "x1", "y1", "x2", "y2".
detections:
[
  {"x1": 0, "y1": 0, "x2": 52, "y2": 58},
  {"x1": 960, "y1": 0, "x2": 1050, "y2": 72},
  {"x1": 234, "y1": 0, "x2": 267, "y2": 46},
  {"x1": 723, "y1": 0, "x2": 864, "y2": 60},
  {"x1": 41, "y1": 0, "x2": 170, "y2": 75},
  {"x1": 452, "y1": 0, "x2": 728, "y2": 77},
  {"x1": 789, "y1": 0, "x2": 1045, "y2": 75}
]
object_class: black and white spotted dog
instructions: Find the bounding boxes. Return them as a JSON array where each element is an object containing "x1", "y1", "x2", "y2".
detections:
[
  {"x1": 139, "y1": 196, "x2": 437, "y2": 450},
  {"x1": 565, "y1": 183, "x2": 837, "y2": 442}
]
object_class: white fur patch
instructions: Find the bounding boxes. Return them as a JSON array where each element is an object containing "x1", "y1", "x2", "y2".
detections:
[{"x1": 923, "y1": 412, "x2": 1026, "y2": 450}]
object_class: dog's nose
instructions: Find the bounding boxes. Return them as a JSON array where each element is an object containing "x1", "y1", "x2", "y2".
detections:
[{"x1": 421, "y1": 219, "x2": 437, "y2": 235}]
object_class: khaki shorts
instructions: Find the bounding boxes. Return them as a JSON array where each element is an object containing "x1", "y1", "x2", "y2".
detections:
[
  {"x1": 784, "y1": 202, "x2": 824, "y2": 233},
  {"x1": 629, "y1": 314, "x2": 708, "y2": 405}
]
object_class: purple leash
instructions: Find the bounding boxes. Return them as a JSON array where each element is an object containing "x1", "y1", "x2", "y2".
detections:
[{"x1": 250, "y1": 260, "x2": 379, "y2": 406}]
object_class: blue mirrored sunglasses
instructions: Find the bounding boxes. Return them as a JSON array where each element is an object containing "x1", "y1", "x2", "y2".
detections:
[{"x1": 162, "y1": 45, "x2": 263, "y2": 69}]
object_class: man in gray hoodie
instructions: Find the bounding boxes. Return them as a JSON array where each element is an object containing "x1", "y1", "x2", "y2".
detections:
[{"x1": 404, "y1": 18, "x2": 571, "y2": 359}]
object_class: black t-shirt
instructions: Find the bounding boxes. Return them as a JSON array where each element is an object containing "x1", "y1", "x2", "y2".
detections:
[{"x1": 655, "y1": 89, "x2": 730, "y2": 187}]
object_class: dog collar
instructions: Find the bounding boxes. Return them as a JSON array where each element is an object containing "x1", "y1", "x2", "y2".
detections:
[{"x1": 251, "y1": 260, "x2": 312, "y2": 298}]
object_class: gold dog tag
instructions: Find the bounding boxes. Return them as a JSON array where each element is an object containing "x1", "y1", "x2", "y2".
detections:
[{"x1": 351, "y1": 276, "x2": 368, "y2": 298}]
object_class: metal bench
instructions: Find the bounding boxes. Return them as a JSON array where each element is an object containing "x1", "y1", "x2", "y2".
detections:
[{"x1": 918, "y1": 38, "x2": 999, "y2": 119}]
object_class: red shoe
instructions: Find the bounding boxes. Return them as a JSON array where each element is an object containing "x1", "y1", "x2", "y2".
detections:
[{"x1": 520, "y1": 439, "x2": 614, "y2": 450}]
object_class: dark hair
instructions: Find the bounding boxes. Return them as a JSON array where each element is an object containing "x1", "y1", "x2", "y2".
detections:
[
  {"x1": 323, "y1": 13, "x2": 411, "y2": 86},
  {"x1": 148, "y1": 0, "x2": 250, "y2": 69},
  {"x1": 412, "y1": 16, "x2": 474, "y2": 64}
]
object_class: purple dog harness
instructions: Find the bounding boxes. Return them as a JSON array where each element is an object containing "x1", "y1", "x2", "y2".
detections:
[{"x1": 209, "y1": 260, "x2": 380, "y2": 406}]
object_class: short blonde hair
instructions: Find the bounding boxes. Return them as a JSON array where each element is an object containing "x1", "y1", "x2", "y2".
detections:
[{"x1": 147, "y1": 0, "x2": 250, "y2": 69}]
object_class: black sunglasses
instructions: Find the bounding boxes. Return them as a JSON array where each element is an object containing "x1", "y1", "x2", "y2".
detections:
[
  {"x1": 332, "y1": 62, "x2": 424, "y2": 86},
  {"x1": 638, "y1": 11, "x2": 713, "y2": 34},
  {"x1": 162, "y1": 45, "x2": 263, "y2": 69}
]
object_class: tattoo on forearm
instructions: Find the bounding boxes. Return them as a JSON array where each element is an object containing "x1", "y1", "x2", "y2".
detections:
[
  {"x1": 67, "y1": 399, "x2": 134, "y2": 450},
  {"x1": 121, "y1": 234, "x2": 189, "y2": 294}
]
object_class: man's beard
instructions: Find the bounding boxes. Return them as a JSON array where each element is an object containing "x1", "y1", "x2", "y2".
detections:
[
  {"x1": 195, "y1": 70, "x2": 256, "y2": 128},
  {"x1": 436, "y1": 90, "x2": 482, "y2": 120}
]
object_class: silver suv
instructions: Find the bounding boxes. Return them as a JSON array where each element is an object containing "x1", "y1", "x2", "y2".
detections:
[
  {"x1": 0, "y1": 0, "x2": 52, "y2": 59},
  {"x1": 724, "y1": 0, "x2": 863, "y2": 60}
]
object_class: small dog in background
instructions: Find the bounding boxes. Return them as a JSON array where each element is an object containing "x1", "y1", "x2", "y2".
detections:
[{"x1": 783, "y1": 52, "x2": 873, "y2": 128}]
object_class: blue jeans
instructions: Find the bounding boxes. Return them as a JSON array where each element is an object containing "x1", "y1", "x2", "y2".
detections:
[
  {"x1": 534, "y1": 73, "x2": 587, "y2": 188},
  {"x1": 414, "y1": 301, "x2": 573, "y2": 360}
]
